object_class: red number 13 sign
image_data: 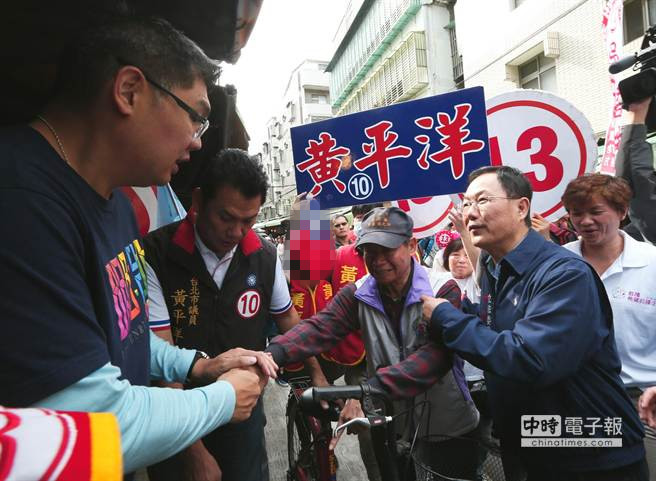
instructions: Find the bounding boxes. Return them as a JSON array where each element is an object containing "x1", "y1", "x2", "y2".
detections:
[{"x1": 486, "y1": 90, "x2": 596, "y2": 220}]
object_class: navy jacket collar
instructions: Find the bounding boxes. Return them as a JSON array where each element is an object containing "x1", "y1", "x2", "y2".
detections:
[{"x1": 496, "y1": 229, "x2": 546, "y2": 276}]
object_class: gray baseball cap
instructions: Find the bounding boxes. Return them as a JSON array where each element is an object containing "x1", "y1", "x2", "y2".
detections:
[{"x1": 355, "y1": 207, "x2": 414, "y2": 249}]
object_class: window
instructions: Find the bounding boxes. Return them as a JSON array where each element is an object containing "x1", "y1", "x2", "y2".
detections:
[
  {"x1": 305, "y1": 89, "x2": 328, "y2": 104},
  {"x1": 519, "y1": 52, "x2": 556, "y2": 92},
  {"x1": 310, "y1": 116, "x2": 331, "y2": 123},
  {"x1": 624, "y1": 0, "x2": 656, "y2": 44}
]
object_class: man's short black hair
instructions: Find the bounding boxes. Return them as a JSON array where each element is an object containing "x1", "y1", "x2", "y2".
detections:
[
  {"x1": 53, "y1": 16, "x2": 220, "y2": 110},
  {"x1": 352, "y1": 202, "x2": 384, "y2": 217},
  {"x1": 200, "y1": 148, "x2": 269, "y2": 206},
  {"x1": 468, "y1": 166, "x2": 533, "y2": 227}
]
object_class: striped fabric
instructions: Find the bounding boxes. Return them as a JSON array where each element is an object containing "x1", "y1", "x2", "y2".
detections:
[
  {"x1": 0, "y1": 407, "x2": 122, "y2": 480},
  {"x1": 121, "y1": 185, "x2": 186, "y2": 237},
  {"x1": 149, "y1": 319, "x2": 171, "y2": 332}
]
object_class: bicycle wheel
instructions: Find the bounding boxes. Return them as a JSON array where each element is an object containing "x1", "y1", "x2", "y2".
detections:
[{"x1": 287, "y1": 395, "x2": 320, "y2": 481}]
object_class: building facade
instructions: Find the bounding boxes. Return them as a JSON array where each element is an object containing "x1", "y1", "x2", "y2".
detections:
[
  {"x1": 259, "y1": 59, "x2": 333, "y2": 222},
  {"x1": 454, "y1": 0, "x2": 652, "y2": 138},
  {"x1": 327, "y1": 0, "x2": 462, "y2": 117}
]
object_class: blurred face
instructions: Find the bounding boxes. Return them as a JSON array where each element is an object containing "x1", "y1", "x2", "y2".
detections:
[
  {"x1": 287, "y1": 200, "x2": 335, "y2": 281},
  {"x1": 140, "y1": 76, "x2": 209, "y2": 185},
  {"x1": 463, "y1": 173, "x2": 529, "y2": 259},
  {"x1": 193, "y1": 185, "x2": 262, "y2": 256},
  {"x1": 568, "y1": 195, "x2": 625, "y2": 248},
  {"x1": 362, "y1": 238, "x2": 416, "y2": 288},
  {"x1": 333, "y1": 216, "x2": 349, "y2": 240},
  {"x1": 448, "y1": 248, "x2": 473, "y2": 279}
]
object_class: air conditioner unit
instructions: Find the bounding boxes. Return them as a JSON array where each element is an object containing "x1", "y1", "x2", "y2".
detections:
[{"x1": 544, "y1": 31, "x2": 560, "y2": 58}]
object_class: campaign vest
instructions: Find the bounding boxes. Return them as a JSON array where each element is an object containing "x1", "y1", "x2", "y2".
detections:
[
  {"x1": 332, "y1": 244, "x2": 368, "y2": 292},
  {"x1": 144, "y1": 217, "x2": 276, "y2": 355},
  {"x1": 354, "y1": 269, "x2": 479, "y2": 439},
  {"x1": 327, "y1": 244, "x2": 367, "y2": 365},
  {"x1": 290, "y1": 279, "x2": 334, "y2": 319}
]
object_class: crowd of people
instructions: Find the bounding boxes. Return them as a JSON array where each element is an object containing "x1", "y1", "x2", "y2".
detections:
[{"x1": 2, "y1": 13, "x2": 656, "y2": 481}]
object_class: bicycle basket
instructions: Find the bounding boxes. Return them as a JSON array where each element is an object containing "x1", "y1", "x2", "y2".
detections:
[{"x1": 412, "y1": 434, "x2": 505, "y2": 481}]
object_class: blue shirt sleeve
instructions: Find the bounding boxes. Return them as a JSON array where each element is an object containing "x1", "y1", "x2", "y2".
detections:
[
  {"x1": 149, "y1": 330, "x2": 196, "y2": 382},
  {"x1": 430, "y1": 264, "x2": 609, "y2": 387},
  {"x1": 33, "y1": 362, "x2": 236, "y2": 473}
]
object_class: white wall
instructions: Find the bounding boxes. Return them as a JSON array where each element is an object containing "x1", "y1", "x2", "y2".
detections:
[
  {"x1": 422, "y1": 3, "x2": 457, "y2": 96},
  {"x1": 455, "y1": 0, "x2": 644, "y2": 136}
]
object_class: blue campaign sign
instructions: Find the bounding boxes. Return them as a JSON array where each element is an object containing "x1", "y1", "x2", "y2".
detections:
[{"x1": 291, "y1": 86, "x2": 490, "y2": 208}]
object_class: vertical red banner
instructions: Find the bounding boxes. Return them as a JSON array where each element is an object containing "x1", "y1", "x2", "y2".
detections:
[{"x1": 601, "y1": 0, "x2": 624, "y2": 174}]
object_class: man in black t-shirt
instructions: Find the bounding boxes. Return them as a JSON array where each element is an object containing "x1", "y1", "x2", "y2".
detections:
[{"x1": 0, "y1": 16, "x2": 274, "y2": 476}]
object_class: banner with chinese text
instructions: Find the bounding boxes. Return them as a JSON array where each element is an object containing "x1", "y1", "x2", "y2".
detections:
[{"x1": 291, "y1": 87, "x2": 490, "y2": 208}]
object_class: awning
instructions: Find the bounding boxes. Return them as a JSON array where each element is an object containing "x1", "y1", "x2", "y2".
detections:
[
  {"x1": 253, "y1": 217, "x2": 288, "y2": 229},
  {"x1": 254, "y1": 206, "x2": 353, "y2": 230}
]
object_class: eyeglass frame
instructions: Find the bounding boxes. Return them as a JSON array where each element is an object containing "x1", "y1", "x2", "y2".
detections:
[
  {"x1": 115, "y1": 57, "x2": 210, "y2": 139},
  {"x1": 461, "y1": 195, "x2": 521, "y2": 211}
]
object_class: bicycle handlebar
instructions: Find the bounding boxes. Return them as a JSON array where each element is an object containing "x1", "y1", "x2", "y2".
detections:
[
  {"x1": 299, "y1": 383, "x2": 388, "y2": 409},
  {"x1": 333, "y1": 415, "x2": 394, "y2": 437},
  {"x1": 300, "y1": 383, "x2": 400, "y2": 481}
]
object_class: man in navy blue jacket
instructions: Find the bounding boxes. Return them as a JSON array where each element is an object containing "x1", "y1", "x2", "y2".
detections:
[{"x1": 421, "y1": 166, "x2": 647, "y2": 481}]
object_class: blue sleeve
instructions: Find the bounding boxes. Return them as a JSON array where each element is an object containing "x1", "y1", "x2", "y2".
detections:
[
  {"x1": 33, "y1": 363, "x2": 236, "y2": 473},
  {"x1": 430, "y1": 265, "x2": 609, "y2": 387},
  {"x1": 149, "y1": 330, "x2": 196, "y2": 382}
]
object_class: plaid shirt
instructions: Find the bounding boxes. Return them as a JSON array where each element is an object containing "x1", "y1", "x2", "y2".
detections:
[
  {"x1": 267, "y1": 278, "x2": 459, "y2": 399},
  {"x1": 549, "y1": 223, "x2": 578, "y2": 245}
]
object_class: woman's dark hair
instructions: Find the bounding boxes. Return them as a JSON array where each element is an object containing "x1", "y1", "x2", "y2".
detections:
[
  {"x1": 562, "y1": 174, "x2": 632, "y2": 214},
  {"x1": 442, "y1": 237, "x2": 465, "y2": 272}
]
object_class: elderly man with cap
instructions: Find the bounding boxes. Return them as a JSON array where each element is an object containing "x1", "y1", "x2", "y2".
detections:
[{"x1": 266, "y1": 207, "x2": 479, "y2": 476}]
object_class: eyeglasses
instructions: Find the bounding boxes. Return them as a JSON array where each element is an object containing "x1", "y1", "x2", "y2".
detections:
[
  {"x1": 461, "y1": 196, "x2": 520, "y2": 211},
  {"x1": 116, "y1": 57, "x2": 210, "y2": 139}
]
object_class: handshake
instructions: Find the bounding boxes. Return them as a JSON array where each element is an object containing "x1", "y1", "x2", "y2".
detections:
[{"x1": 188, "y1": 348, "x2": 279, "y2": 422}]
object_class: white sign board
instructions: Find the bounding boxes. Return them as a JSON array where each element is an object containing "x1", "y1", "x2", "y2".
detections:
[
  {"x1": 486, "y1": 90, "x2": 597, "y2": 221},
  {"x1": 394, "y1": 90, "x2": 596, "y2": 238},
  {"x1": 394, "y1": 196, "x2": 454, "y2": 237}
]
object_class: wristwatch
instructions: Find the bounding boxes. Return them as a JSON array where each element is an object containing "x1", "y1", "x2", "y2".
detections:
[{"x1": 185, "y1": 350, "x2": 210, "y2": 384}]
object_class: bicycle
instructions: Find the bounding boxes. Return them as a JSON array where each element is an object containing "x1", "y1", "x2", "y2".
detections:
[
  {"x1": 295, "y1": 383, "x2": 508, "y2": 481},
  {"x1": 286, "y1": 376, "x2": 341, "y2": 481},
  {"x1": 287, "y1": 380, "x2": 399, "y2": 481}
]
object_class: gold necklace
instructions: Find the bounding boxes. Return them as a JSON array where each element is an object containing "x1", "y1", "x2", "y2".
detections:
[{"x1": 36, "y1": 115, "x2": 70, "y2": 165}]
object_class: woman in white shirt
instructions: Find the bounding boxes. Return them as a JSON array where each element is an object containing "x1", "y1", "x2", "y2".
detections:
[
  {"x1": 562, "y1": 173, "x2": 656, "y2": 478},
  {"x1": 429, "y1": 237, "x2": 480, "y2": 303}
]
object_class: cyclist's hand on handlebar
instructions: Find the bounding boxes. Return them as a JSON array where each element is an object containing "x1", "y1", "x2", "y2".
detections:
[
  {"x1": 329, "y1": 399, "x2": 365, "y2": 450},
  {"x1": 309, "y1": 368, "x2": 339, "y2": 410}
]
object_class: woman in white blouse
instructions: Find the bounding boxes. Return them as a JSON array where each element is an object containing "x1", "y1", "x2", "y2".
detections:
[
  {"x1": 561, "y1": 173, "x2": 656, "y2": 478},
  {"x1": 430, "y1": 237, "x2": 480, "y2": 303}
]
